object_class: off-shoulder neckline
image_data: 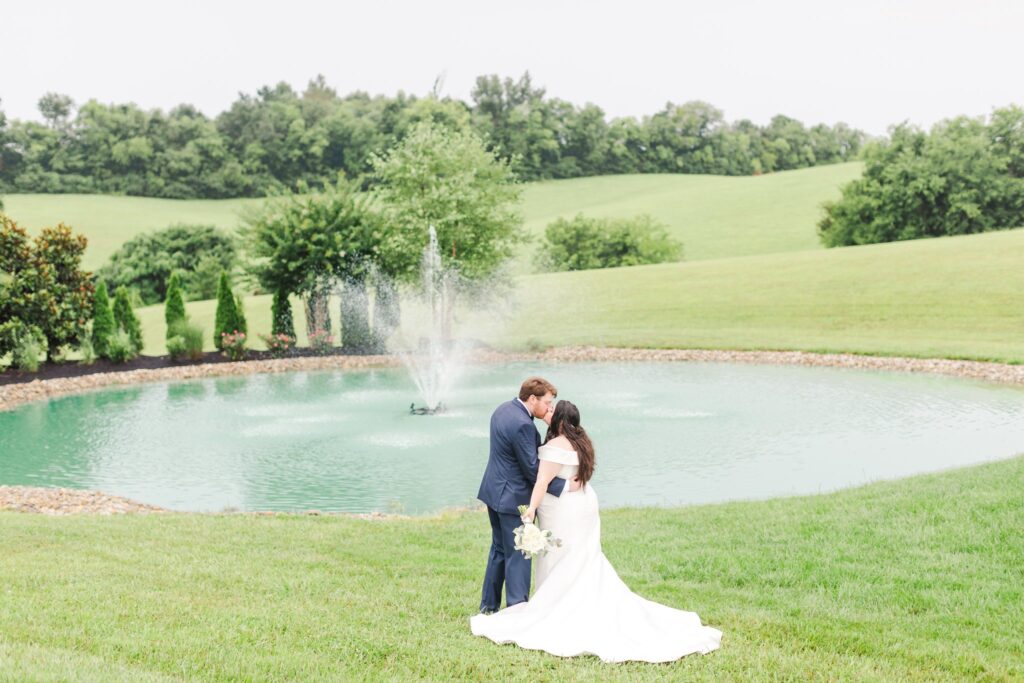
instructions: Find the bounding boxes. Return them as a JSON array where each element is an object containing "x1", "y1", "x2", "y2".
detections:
[{"x1": 540, "y1": 443, "x2": 577, "y2": 455}]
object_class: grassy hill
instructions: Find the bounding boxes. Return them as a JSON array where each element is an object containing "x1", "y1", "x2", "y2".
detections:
[
  {"x1": 520, "y1": 162, "x2": 863, "y2": 262},
  {"x1": 2, "y1": 194, "x2": 258, "y2": 271},
  {"x1": 2, "y1": 162, "x2": 862, "y2": 271},
  {"x1": 2, "y1": 455, "x2": 1021, "y2": 680},
  {"x1": 7, "y1": 162, "x2": 1020, "y2": 365},
  {"x1": 489, "y1": 227, "x2": 1024, "y2": 363},
  {"x1": 135, "y1": 228, "x2": 1024, "y2": 364}
]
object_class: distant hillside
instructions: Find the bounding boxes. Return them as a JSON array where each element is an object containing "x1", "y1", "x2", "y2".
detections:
[{"x1": 3, "y1": 162, "x2": 863, "y2": 271}]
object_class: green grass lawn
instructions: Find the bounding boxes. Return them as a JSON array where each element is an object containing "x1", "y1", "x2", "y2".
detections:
[
  {"x1": 1, "y1": 455, "x2": 1021, "y2": 681},
  {"x1": 136, "y1": 228, "x2": 1024, "y2": 363},
  {"x1": 484, "y1": 227, "x2": 1024, "y2": 364},
  {"x1": 1, "y1": 162, "x2": 862, "y2": 272},
  {"x1": 1, "y1": 194, "x2": 259, "y2": 271},
  {"x1": 520, "y1": 162, "x2": 863, "y2": 263}
]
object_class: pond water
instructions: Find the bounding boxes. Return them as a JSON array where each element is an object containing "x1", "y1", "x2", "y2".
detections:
[{"x1": 2, "y1": 362, "x2": 1023, "y2": 514}]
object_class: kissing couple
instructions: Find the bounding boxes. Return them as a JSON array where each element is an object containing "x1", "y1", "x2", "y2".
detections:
[{"x1": 470, "y1": 376, "x2": 722, "y2": 663}]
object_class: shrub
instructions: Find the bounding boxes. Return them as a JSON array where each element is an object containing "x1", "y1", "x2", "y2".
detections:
[
  {"x1": 78, "y1": 336, "x2": 96, "y2": 365},
  {"x1": 308, "y1": 328, "x2": 335, "y2": 353},
  {"x1": 259, "y1": 332, "x2": 295, "y2": 359},
  {"x1": 213, "y1": 272, "x2": 243, "y2": 350},
  {"x1": 168, "y1": 319, "x2": 205, "y2": 361},
  {"x1": 112, "y1": 285, "x2": 143, "y2": 353},
  {"x1": 164, "y1": 271, "x2": 186, "y2": 338},
  {"x1": 91, "y1": 281, "x2": 115, "y2": 358},
  {"x1": 1, "y1": 216, "x2": 93, "y2": 362},
  {"x1": 96, "y1": 224, "x2": 237, "y2": 305},
  {"x1": 220, "y1": 330, "x2": 247, "y2": 361},
  {"x1": 166, "y1": 334, "x2": 188, "y2": 361},
  {"x1": 540, "y1": 214, "x2": 683, "y2": 272},
  {"x1": 234, "y1": 293, "x2": 248, "y2": 336},
  {"x1": 5, "y1": 322, "x2": 45, "y2": 372},
  {"x1": 106, "y1": 329, "x2": 137, "y2": 363}
]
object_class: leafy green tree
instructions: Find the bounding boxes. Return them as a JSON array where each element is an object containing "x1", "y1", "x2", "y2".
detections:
[
  {"x1": 241, "y1": 177, "x2": 379, "y2": 345},
  {"x1": 1, "y1": 215, "x2": 45, "y2": 359},
  {"x1": 371, "y1": 120, "x2": 523, "y2": 284},
  {"x1": 31, "y1": 224, "x2": 92, "y2": 359},
  {"x1": 98, "y1": 224, "x2": 236, "y2": 305},
  {"x1": 112, "y1": 285, "x2": 143, "y2": 352},
  {"x1": 213, "y1": 272, "x2": 242, "y2": 350},
  {"x1": 164, "y1": 271, "x2": 186, "y2": 338},
  {"x1": 0, "y1": 216, "x2": 93, "y2": 361},
  {"x1": 820, "y1": 108, "x2": 1024, "y2": 247},
  {"x1": 38, "y1": 93, "x2": 75, "y2": 130},
  {"x1": 91, "y1": 281, "x2": 115, "y2": 358}
]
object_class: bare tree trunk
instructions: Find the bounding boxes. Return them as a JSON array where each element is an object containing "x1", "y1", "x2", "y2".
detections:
[
  {"x1": 304, "y1": 286, "x2": 332, "y2": 342},
  {"x1": 372, "y1": 279, "x2": 400, "y2": 352},
  {"x1": 340, "y1": 278, "x2": 372, "y2": 351}
]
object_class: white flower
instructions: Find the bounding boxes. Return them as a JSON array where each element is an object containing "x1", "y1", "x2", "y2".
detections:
[{"x1": 513, "y1": 519, "x2": 562, "y2": 559}]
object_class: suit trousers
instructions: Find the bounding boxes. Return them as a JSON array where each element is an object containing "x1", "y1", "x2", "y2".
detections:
[{"x1": 480, "y1": 505, "x2": 531, "y2": 611}]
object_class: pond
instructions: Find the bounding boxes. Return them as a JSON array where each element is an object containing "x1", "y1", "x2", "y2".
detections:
[{"x1": 2, "y1": 362, "x2": 1023, "y2": 514}]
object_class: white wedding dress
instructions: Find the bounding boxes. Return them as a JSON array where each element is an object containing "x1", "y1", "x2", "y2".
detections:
[{"x1": 470, "y1": 444, "x2": 722, "y2": 663}]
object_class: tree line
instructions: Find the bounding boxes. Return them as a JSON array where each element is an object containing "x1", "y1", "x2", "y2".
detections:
[
  {"x1": 819, "y1": 105, "x2": 1024, "y2": 246},
  {"x1": 0, "y1": 73, "x2": 865, "y2": 199}
]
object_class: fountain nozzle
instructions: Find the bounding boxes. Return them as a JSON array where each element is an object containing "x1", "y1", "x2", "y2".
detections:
[{"x1": 409, "y1": 402, "x2": 445, "y2": 416}]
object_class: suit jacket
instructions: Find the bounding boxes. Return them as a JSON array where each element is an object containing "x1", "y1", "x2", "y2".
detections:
[{"x1": 477, "y1": 399, "x2": 568, "y2": 514}]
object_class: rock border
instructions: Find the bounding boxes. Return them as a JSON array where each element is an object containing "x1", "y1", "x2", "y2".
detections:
[{"x1": 0, "y1": 484, "x2": 482, "y2": 519}]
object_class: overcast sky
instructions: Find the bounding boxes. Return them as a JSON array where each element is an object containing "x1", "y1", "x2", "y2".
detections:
[{"x1": 3, "y1": 0, "x2": 1022, "y2": 135}]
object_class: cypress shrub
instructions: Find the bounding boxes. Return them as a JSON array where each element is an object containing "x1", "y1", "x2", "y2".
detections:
[
  {"x1": 112, "y1": 285, "x2": 143, "y2": 352},
  {"x1": 213, "y1": 272, "x2": 240, "y2": 350},
  {"x1": 234, "y1": 293, "x2": 248, "y2": 336},
  {"x1": 91, "y1": 282, "x2": 115, "y2": 358},
  {"x1": 164, "y1": 271, "x2": 186, "y2": 339}
]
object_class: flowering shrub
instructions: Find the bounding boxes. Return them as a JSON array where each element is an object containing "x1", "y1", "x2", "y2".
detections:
[
  {"x1": 308, "y1": 328, "x2": 334, "y2": 353},
  {"x1": 220, "y1": 330, "x2": 247, "y2": 361},
  {"x1": 259, "y1": 332, "x2": 295, "y2": 359}
]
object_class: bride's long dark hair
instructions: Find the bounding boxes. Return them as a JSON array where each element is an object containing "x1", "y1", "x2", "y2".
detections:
[{"x1": 544, "y1": 400, "x2": 595, "y2": 487}]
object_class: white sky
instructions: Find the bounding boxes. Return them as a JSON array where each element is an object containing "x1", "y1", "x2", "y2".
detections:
[{"x1": 2, "y1": 0, "x2": 1022, "y2": 135}]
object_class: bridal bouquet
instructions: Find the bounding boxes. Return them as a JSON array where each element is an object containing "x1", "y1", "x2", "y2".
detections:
[{"x1": 514, "y1": 505, "x2": 563, "y2": 559}]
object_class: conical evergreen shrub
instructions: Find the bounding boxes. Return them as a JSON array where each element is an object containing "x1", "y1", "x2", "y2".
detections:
[
  {"x1": 91, "y1": 282, "x2": 115, "y2": 359},
  {"x1": 112, "y1": 285, "x2": 143, "y2": 352},
  {"x1": 214, "y1": 272, "x2": 240, "y2": 350},
  {"x1": 164, "y1": 271, "x2": 186, "y2": 338}
]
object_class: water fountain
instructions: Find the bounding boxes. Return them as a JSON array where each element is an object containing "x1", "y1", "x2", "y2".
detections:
[{"x1": 395, "y1": 226, "x2": 471, "y2": 414}]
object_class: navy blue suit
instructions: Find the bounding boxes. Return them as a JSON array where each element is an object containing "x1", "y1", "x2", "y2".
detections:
[{"x1": 477, "y1": 399, "x2": 568, "y2": 611}]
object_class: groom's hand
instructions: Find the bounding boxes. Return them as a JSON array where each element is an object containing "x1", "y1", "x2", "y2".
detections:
[{"x1": 568, "y1": 477, "x2": 581, "y2": 492}]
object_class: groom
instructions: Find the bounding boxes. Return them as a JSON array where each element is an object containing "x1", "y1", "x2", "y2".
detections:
[{"x1": 477, "y1": 377, "x2": 581, "y2": 614}]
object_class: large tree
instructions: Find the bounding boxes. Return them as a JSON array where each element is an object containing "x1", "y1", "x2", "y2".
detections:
[
  {"x1": 1, "y1": 216, "x2": 93, "y2": 361},
  {"x1": 371, "y1": 120, "x2": 524, "y2": 341},
  {"x1": 241, "y1": 177, "x2": 380, "y2": 347},
  {"x1": 819, "y1": 107, "x2": 1024, "y2": 247},
  {"x1": 371, "y1": 120, "x2": 523, "y2": 283}
]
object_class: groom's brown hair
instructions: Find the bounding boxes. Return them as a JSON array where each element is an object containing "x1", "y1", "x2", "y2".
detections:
[{"x1": 519, "y1": 377, "x2": 557, "y2": 401}]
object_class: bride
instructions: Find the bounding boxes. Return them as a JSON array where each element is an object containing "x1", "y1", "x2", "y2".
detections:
[{"x1": 470, "y1": 400, "x2": 722, "y2": 663}]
